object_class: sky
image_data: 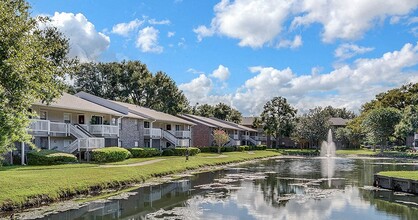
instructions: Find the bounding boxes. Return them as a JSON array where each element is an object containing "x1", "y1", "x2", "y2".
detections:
[{"x1": 28, "y1": 0, "x2": 418, "y2": 116}]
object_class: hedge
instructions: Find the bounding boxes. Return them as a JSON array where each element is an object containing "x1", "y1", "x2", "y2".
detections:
[
  {"x1": 27, "y1": 150, "x2": 77, "y2": 165},
  {"x1": 238, "y1": 146, "x2": 250, "y2": 152},
  {"x1": 128, "y1": 148, "x2": 160, "y2": 158},
  {"x1": 162, "y1": 147, "x2": 200, "y2": 156},
  {"x1": 91, "y1": 147, "x2": 132, "y2": 163},
  {"x1": 199, "y1": 146, "x2": 236, "y2": 153}
]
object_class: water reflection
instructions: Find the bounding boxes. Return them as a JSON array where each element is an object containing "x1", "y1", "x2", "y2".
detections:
[{"x1": 31, "y1": 158, "x2": 418, "y2": 220}]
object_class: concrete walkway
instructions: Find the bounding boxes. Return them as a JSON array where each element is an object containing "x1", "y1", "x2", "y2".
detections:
[{"x1": 99, "y1": 159, "x2": 166, "y2": 168}]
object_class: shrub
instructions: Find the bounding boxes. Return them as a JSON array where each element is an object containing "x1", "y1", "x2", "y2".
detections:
[
  {"x1": 238, "y1": 146, "x2": 250, "y2": 152},
  {"x1": 162, "y1": 147, "x2": 200, "y2": 156},
  {"x1": 27, "y1": 150, "x2": 77, "y2": 165},
  {"x1": 255, "y1": 145, "x2": 267, "y2": 150},
  {"x1": 393, "y1": 146, "x2": 411, "y2": 152},
  {"x1": 129, "y1": 148, "x2": 160, "y2": 158},
  {"x1": 199, "y1": 146, "x2": 235, "y2": 153},
  {"x1": 91, "y1": 147, "x2": 131, "y2": 163}
]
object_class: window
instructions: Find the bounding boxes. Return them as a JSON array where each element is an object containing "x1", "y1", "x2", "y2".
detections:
[
  {"x1": 91, "y1": 116, "x2": 103, "y2": 125},
  {"x1": 166, "y1": 124, "x2": 171, "y2": 130},
  {"x1": 175, "y1": 125, "x2": 180, "y2": 131},
  {"x1": 144, "y1": 121, "x2": 150, "y2": 128},
  {"x1": 135, "y1": 141, "x2": 138, "y2": 147},
  {"x1": 63, "y1": 113, "x2": 71, "y2": 124},
  {"x1": 134, "y1": 119, "x2": 139, "y2": 131},
  {"x1": 40, "y1": 110, "x2": 47, "y2": 120},
  {"x1": 145, "y1": 140, "x2": 150, "y2": 148},
  {"x1": 119, "y1": 119, "x2": 122, "y2": 130}
]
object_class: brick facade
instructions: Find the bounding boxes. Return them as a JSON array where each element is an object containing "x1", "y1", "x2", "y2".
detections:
[
  {"x1": 191, "y1": 123, "x2": 214, "y2": 147},
  {"x1": 119, "y1": 118, "x2": 144, "y2": 148}
]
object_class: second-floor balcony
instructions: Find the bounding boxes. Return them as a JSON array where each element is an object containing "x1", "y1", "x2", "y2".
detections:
[
  {"x1": 230, "y1": 134, "x2": 239, "y2": 140},
  {"x1": 144, "y1": 128, "x2": 162, "y2": 138},
  {"x1": 170, "y1": 130, "x2": 191, "y2": 139},
  {"x1": 242, "y1": 134, "x2": 249, "y2": 140},
  {"x1": 29, "y1": 119, "x2": 119, "y2": 137}
]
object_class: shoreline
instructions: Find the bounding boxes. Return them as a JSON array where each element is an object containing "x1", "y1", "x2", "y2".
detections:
[{"x1": 0, "y1": 152, "x2": 281, "y2": 217}]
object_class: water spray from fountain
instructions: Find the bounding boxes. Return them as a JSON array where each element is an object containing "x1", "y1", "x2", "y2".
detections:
[
  {"x1": 321, "y1": 129, "x2": 336, "y2": 157},
  {"x1": 320, "y1": 129, "x2": 336, "y2": 187}
]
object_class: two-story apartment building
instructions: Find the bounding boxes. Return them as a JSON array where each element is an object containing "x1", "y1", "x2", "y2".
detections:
[
  {"x1": 27, "y1": 93, "x2": 124, "y2": 158},
  {"x1": 179, "y1": 114, "x2": 259, "y2": 147},
  {"x1": 75, "y1": 92, "x2": 195, "y2": 150}
]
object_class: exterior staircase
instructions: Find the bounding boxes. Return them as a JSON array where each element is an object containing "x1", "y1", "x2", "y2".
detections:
[
  {"x1": 62, "y1": 124, "x2": 104, "y2": 153},
  {"x1": 162, "y1": 130, "x2": 190, "y2": 147}
]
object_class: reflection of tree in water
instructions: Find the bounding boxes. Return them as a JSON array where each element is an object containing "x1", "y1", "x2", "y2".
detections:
[
  {"x1": 253, "y1": 174, "x2": 299, "y2": 208},
  {"x1": 360, "y1": 189, "x2": 418, "y2": 219}
]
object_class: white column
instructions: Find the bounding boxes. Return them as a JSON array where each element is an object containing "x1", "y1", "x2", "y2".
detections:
[
  {"x1": 48, "y1": 136, "x2": 51, "y2": 150},
  {"x1": 10, "y1": 150, "x2": 13, "y2": 165},
  {"x1": 150, "y1": 121, "x2": 154, "y2": 148},
  {"x1": 21, "y1": 142, "x2": 25, "y2": 165}
]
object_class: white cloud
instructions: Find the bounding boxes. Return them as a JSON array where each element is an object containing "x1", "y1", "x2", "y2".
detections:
[
  {"x1": 112, "y1": 19, "x2": 143, "y2": 36},
  {"x1": 135, "y1": 26, "x2": 163, "y2": 53},
  {"x1": 291, "y1": 0, "x2": 418, "y2": 42},
  {"x1": 195, "y1": 0, "x2": 418, "y2": 46},
  {"x1": 167, "y1": 31, "x2": 175, "y2": 37},
  {"x1": 45, "y1": 12, "x2": 110, "y2": 62},
  {"x1": 187, "y1": 68, "x2": 204, "y2": 74},
  {"x1": 277, "y1": 35, "x2": 303, "y2": 49},
  {"x1": 334, "y1": 43, "x2": 374, "y2": 60},
  {"x1": 179, "y1": 74, "x2": 213, "y2": 101},
  {"x1": 211, "y1": 65, "x2": 230, "y2": 81},
  {"x1": 193, "y1": 25, "x2": 215, "y2": 42},
  {"x1": 180, "y1": 42, "x2": 418, "y2": 115},
  {"x1": 148, "y1": 19, "x2": 171, "y2": 25}
]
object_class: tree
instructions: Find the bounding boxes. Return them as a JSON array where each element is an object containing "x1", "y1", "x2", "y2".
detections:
[
  {"x1": 196, "y1": 104, "x2": 215, "y2": 117},
  {"x1": 260, "y1": 97, "x2": 297, "y2": 148},
  {"x1": 213, "y1": 129, "x2": 229, "y2": 154},
  {"x1": 322, "y1": 106, "x2": 356, "y2": 119},
  {"x1": 73, "y1": 61, "x2": 189, "y2": 115},
  {"x1": 394, "y1": 105, "x2": 418, "y2": 143},
  {"x1": 0, "y1": 0, "x2": 74, "y2": 160},
  {"x1": 293, "y1": 107, "x2": 330, "y2": 149},
  {"x1": 362, "y1": 107, "x2": 401, "y2": 152},
  {"x1": 195, "y1": 103, "x2": 242, "y2": 123}
]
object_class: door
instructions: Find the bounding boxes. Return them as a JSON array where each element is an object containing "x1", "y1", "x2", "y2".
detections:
[
  {"x1": 166, "y1": 124, "x2": 171, "y2": 130},
  {"x1": 78, "y1": 115, "x2": 85, "y2": 124}
]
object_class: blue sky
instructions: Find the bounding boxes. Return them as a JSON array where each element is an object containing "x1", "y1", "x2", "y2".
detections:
[{"x1": 28, "y1": 0, "x2": 418, "y2": 115}]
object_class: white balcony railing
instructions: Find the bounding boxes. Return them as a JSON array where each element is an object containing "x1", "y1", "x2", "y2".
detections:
[
  {"x1": 171, "y1": 130, "x2": 191, "y2": 139},
  {"x1": 230, "y1": 134, "x2": 239, "y2": 140},
  {"x1": 144, "y1": 128, "x2": 162, "y2": 138},
  {"x1": 242, "y1": 135, "x2": 249, "y2": 140},
  {"x1": 177, "y1": 139, "x2": 190, "y2": 147},
  {"x1": 89, "y1": 125, "x2": 119, "y2": 136},
  {"x1": 29, "y1": 119, "x2": 50, "y2": 133},
  {"x1": 50, "y1": 122, "x2": 68, "y2": 134},
  {"x1": 414, "y1": 133, "x2": 418, "y2": 140}
]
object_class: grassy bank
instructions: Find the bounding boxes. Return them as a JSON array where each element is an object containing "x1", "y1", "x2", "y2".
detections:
[
  {"x1": 275, "y1": 148, "x2": 319, "y2": 156},
  {"x1": 336, "y1": 149, "x2": 378, "y2": 156},
  {"x1": 378, "y1": 171, "x2": 418, "y2": 181},
  {"x1": 0, "y1": 151, "x2": 279, "y2": 211}
]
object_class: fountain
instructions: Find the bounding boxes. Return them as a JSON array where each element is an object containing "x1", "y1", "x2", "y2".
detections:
[
  {"x1": 321, "y1": 129, "x2": 336, "y2": 157},
  {"x1": 320, "y1": 129, "x2": 336, "y2": 187}
]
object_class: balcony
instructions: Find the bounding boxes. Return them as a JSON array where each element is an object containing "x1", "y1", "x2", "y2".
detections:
[
  {"x1": 144, "y1": 128, "x2": 162, "y2": 138},
  {"x1": 414, "y1": 133, "x2": 418, "y2": 140},
  {"x1": 176, "y1": 139, "x2": 190, "y2": 147},
  {"x1": 88, "y1": 125, "x2": 119, "y2": 136},
  {"x1": 230, "y1": 134, "x2": 239, "y2": 140},
  {"x1": 171, "y1": 130, "x2": 191, "y2": 139},
  {"x1": 242, "y1": 135, "x2": 249, "y2": 140},
  {"x1": 29, "y1": 119, "x2": 68, "y2": 136}
]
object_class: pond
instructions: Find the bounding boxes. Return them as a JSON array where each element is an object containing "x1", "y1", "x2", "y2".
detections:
[{"x1": 28, "y1": 157, "x2": 418, "y2": 219}]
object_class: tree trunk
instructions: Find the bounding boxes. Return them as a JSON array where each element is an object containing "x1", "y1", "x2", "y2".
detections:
[
  {"x1": 275, "y1": 136, "x2": 279, "y2": 149},
  {"x1": 218, "y1": 145, "x2": 221, "y2": 154}
]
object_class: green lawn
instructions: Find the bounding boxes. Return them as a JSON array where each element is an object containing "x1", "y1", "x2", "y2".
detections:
[
  {"x1": 336, "y1": 149, "x2": 378, "y2": 155},
  {"x1": 378, "y1": 171, "x2": 418, "y2": 181},
  {"x1": 0, "y1": 151, "x2": 279, "y2": 210}
]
